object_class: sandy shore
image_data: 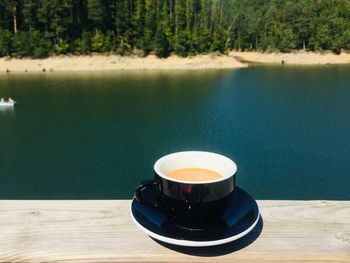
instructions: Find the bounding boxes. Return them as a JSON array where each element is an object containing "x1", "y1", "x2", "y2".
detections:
[
  {"x1": 0, "y1": 54, "x2": 247, "y2": 73},
  {"x1": 230, "y1": 51, "x2": 350, "y2": 65},
  {"x1": 2, "y1": 51, "x2": 350, "y2": 73}
]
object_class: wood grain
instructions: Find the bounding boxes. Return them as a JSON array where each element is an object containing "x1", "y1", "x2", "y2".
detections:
[{"x1": 0, "y1": 200, "x2": 348, "y2": 262}]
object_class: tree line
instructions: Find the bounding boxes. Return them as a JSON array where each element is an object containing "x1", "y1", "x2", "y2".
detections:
[{"x1": 0, "y1": 0, "x2": 349, "y2": 58}]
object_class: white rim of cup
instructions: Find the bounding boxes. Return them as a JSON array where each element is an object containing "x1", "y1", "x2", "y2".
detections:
[{"x1": 153, "y1": 151, "x2": 237, "y2": 184}]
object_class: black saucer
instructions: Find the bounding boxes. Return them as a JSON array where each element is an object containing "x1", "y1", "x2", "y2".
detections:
[{"x1": 130, "y1": 187, "x2": 260, "y2": 247}]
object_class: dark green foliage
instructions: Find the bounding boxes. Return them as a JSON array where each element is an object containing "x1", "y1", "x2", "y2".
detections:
[
  {"x1": 225, "y1": 0, "x2": 350, "y2": 53},
  {"x1": 32, "y1": 31, "x2": 53, "y2": 58},
  {"x1": 12, "y1": 31, "x2": 31, "y2": 57},
  {"x1": 0, "y1": 29, "x2": 13, "y2": 56},
  {"x1": 55, "y1": 39, "x2": 70, "y2": 54},
  {"x1": 154, "y1": 24, "x2": 170, "y2": 57},
  {"x1": 0, "y1": 0, "x2": 350, "y2": 58},
  {"x1": 174, "y1": 31, "x2": 190, "y2": 57},
  {"x1": 91, "y1": 32, "x2": 105, "y2": 52},
  {"x1": 143, "y1": 0, "x2": 157, "y2": 50},
  {"x1": 74, "y1": 31, "x2": 92, "y2": 54}
]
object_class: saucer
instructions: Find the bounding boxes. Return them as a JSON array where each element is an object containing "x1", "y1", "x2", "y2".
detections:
[{"x1": 130, "y1": 186, "x2": 260, "y2": 247}]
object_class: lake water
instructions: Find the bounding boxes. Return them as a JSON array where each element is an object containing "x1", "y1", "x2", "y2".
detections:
[{"x1": 0, "y1": 66, "x2": 349, "y2": 200}]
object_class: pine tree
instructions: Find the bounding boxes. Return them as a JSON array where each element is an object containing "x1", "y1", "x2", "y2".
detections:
[
  {"x1": 132, "y1": 0, "x2": 146, "y2": 50},
  {"x1": 1, "y1": 0, "x2": 350, "y2": 57},
  {"x1": 143, "y1": 0, "x2": 157, "y2": 52},
  {"x1": 154, "y1": 1, "x2": 170, "y2": 57},
  {"x1": 87, "y1": 0, "x2": 105, "y2": 33}
]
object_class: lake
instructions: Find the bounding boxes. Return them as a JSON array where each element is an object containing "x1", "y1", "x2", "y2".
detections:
[{"x1": 0, "y1": 66, "x2": 349, "y2": 200}]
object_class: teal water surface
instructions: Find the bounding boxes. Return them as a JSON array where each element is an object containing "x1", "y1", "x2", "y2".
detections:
[{"x1": 0, "y1": 66, "x2": 349, "y2": 200}]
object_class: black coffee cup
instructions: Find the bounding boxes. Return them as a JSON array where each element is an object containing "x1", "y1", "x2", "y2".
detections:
[{"x1": 135, "y1": 151, "x2": 237, "y2": 228}]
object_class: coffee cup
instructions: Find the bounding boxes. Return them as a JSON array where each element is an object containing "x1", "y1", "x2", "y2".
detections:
[{"x1": 135, "y1": 151, "x2": 237, "y2": 228}]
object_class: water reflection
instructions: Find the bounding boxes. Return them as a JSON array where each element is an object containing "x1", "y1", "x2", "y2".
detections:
[
  {"x1": 0, "y1": 106, "x2": 15, "y2": 116},
  {"x1": 0, "y1": 67, "x2": 350, "y2": 199}
]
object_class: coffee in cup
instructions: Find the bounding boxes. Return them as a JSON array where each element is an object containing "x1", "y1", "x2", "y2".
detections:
[
  {"x1": 167, "y1": 168, "x2": 223, "y2": 182},
  {"x1": 135, "y1": 151, "x2": 237, "y2": 228}
]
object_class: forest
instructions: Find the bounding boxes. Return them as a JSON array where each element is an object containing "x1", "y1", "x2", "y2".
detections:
[{"x1": 0, "y1": 0, "x2": 350, "y2": 58}]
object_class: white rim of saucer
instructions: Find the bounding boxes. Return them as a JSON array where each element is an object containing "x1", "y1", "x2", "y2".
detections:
[
  {"x1": 130, "y1": 202, "x2": 260, "y2": 247},
  {"x1": 154, "y1": 151, "x2": 237, "y2": 184}
]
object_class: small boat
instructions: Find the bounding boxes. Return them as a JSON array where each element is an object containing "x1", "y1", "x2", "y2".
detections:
[{"x1": 0, "y1": 98, "x2": 16, "y2": 107}]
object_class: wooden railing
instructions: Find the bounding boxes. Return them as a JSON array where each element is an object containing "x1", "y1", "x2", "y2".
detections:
[{"x1": 0, "y1": 200, "x2": 348, "y2": 262}]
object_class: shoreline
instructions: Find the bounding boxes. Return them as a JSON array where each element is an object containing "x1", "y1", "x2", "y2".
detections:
[
  {"x1": 230, "y1": 51, "x2": 350, "y2": 65},
  {"x1": 0, "y1": 54, "x2": 247, "y2": 73},
  {"x1": 1, "y1": 51, "x2": 350, "y2": 74}
]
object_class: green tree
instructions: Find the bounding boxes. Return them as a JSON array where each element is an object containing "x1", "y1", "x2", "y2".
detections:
[
  {"x1": 74, "y1": 31, "x2": 92, "y2": 54},
  {"x1": 12, "y1": 31, "x2": 32, "y2": 57},
  {"x1": 133, "y1": 0, "x2": 146, "y2": 50},
  {"x1": 91, "y1": 32, "x2": 105, "y2": 52},
  {"x1": 154, "y1": 23, "x2": 170, "y2": 57},
  {"x1": 55, "y1": 39, "x2": 70, "y2": 54},
  {"x1": 0, "y1": 30, "x2": 13, "y2": 56},
  {"x1": 32, "y1": 30, "x2": 53, "y2": 57},
  {"x1": 143, "y1": 0, "x2": 157, "y2": 52},
  {"x1": 1, "y1": 0, "x2": 350, "y2": 57}
]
